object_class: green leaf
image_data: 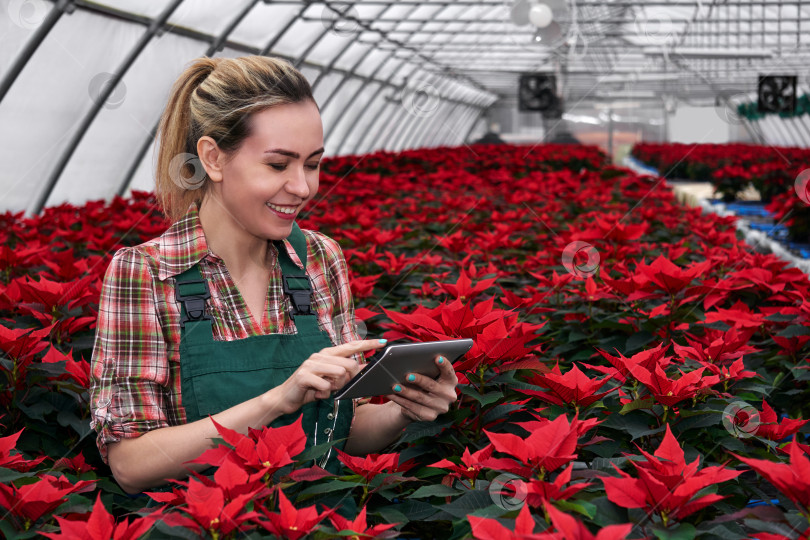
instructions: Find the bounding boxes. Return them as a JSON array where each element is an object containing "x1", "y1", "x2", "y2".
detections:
[
  {"x1": 400, "y1": 420, "x2": 454, "y2": 444},
  {"x1": 0, "y1": 467, "x2": 34, "y2": 483},
  {"x1": 408, "y1": 484, "x2": 462, "y2": 499},
  {"x1": 378, "y1": 499, "x2": 438, "y2": 521},
  {"x1": 626, "y1": 331, "x2": 655, "y2": 352},
  {"x1": 481, "y1": 403, "x2": 532, "y2": 427},
  {"x1": 555, "y1": 499, "x2": 597, "y2": 519},
  {"x1": 652, "y1": 522, "x2": 696, "y2": 540},
  {"x1": 435, "y1": 490, "x2": 498, "y2": 518},
  {"x1": 619, "y1": 397, "x2": 655, "y2": 415},
  {"x1": 152, "y1": 521, "x2": 204, "y2": 539},
  {"x1": 457, "y1": 386, "x2": 504, "y2": 407},
  {"x1": 294, "y1": 438, "x2": 344, "y2": 463},
  {"x1": 297, "y1": 479, "x2": 364, "y2": 498},
  {"x1": 776, "y1": 325, "x2": 810, "y2": 338}
]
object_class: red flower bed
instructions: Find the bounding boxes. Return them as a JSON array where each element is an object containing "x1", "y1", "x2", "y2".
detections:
[
  {"x1": 1, "y1": 143, "x2": 809, "y2": 539},
  {"x1": 632, "y1": 142, "x2": 810, "y2": 202}
]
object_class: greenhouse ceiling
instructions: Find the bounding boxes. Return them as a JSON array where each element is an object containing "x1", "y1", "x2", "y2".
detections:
[{"x1": 1, "y1": 0, "x2": 808, "y2": 214}]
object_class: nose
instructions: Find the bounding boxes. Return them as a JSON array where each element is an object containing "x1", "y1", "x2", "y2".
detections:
[{"x1": 285, "y1": 165, "x2": 311, "y2": 199}]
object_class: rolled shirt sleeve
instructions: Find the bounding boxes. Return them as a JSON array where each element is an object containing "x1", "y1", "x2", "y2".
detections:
[{"x1": 89, "y1": 247, "x2": 175, "y2": 463}]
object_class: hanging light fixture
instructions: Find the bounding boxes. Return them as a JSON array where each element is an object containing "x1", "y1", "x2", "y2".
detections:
[{"x1": 528, "y1": 3, "x2": 553, "y2": 28}]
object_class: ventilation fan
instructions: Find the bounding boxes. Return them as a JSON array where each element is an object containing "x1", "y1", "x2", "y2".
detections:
[
  {"x1": 757, "y1": 75, "x2": 797, "y2": 114},
  {"x1": 518, "y1": 73, "x2": 560, "y2": 115}
]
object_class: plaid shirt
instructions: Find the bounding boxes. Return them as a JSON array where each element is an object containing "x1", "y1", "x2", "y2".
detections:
[{"x1": 89, "y1": 204, "x2": 361, "y2": 462}]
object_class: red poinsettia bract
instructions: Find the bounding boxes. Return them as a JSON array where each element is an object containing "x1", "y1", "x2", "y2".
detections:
[
  {"x1": 516, "y1": 362, "x2": 615, "y2": 410},
  {"x1": 469, "y1": 502, "x2": 632, "y2": 540},
  {"x1": 41, "y1": 493, "x2": 162, "y2": 540},
  {"x1": 482, "y1": 414, "x2": 592, "y2": 479},
  {"x1": 733, "y1": 437, "x2": 810, "y2": 516},
  {"x1": 328, "y1": 505, "x2": 398, "y2": 539},
  {"x1": 602, "y1": 424, "x2": 741, "y2": 525}
]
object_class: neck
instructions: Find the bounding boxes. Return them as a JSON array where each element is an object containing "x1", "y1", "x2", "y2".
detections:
[{"x1": 198, "y1": 195, "x2": 270, "y2": 276}]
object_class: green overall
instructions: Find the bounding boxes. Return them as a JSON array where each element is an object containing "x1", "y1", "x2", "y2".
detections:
[{"x1": 174, "y1": 223, "x2": 353, "y2": 475}]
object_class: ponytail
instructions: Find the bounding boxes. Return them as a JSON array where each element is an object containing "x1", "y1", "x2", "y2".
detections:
[{"x1": 155, "y1": 56, "x2": 315, "y2": 222}]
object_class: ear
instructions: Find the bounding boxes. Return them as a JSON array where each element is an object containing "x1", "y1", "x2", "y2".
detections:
[{"x1": 197, "y1": 136, "x2": 225, "y2": 183}]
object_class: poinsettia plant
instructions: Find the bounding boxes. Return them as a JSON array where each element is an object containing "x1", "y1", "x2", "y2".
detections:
[{"x1": 0, "y1": 143, "x2": 808, "y2": 539}]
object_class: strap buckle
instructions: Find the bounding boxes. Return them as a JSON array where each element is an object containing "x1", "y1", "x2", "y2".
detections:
[
  {"x1": 175, "y1": 279, "x2": 211, "y2": 328},
  {"x1": 282, "y1": 275, "x2": 313, "y2": 319}
]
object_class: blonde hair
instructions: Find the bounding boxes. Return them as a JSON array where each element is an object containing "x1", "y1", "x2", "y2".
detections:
[{"x1": 155, "y1": 55, "x2": 315, "y2": 221}]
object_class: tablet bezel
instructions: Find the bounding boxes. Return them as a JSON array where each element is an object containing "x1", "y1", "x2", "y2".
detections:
[{"x1": 332, "y1": 338, "x2": 473, "y2": 401}]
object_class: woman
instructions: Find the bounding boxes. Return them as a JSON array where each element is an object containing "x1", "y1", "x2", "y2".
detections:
[{"x1": 89, "y1": 55, "x2": 459, "y2": 494}]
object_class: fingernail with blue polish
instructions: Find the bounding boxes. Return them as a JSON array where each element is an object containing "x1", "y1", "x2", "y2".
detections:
[
  {"x1": 407, "y1": 373, "x2": 416, "y2": 382},
  {"x1": 393, "y1": 384, "x2": 402, "y2": 392},
  {"x1": 437, "y1": 356, "x2": 445, "y2": 364},
  {"x1": 378, "y1": 339, "x2": 388, "y2": 344}
]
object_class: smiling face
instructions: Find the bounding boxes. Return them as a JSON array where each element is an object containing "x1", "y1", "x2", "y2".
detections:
[{"x1": 201, "y1": 100, "x2": 324, "y2": 242}]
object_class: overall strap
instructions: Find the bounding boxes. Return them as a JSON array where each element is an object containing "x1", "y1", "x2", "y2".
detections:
[
  {"x1": 175, "y1": 264, "x2": 213, "y2": 344},
  {"x1": 274, "y1": 223, "x2": 318, "y2": 333}
]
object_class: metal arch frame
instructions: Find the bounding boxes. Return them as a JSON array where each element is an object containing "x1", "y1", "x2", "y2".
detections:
[
  {"x1": 395, "y1": 0, "x2": 506, "y2": 149},
  {"x1": 398, "y1": 75, "x2": 456, "y2": 150},
  {"x1": 340, "y1": 1, "x2": 502, "y2": 155},
  {"x1": 391, "y1": 73, "x2": 456, "y2": 151},
  {"x1": 327, "y1": 1, "x2": 487, "y2": 155},
  {"x1": 315, "y1": 3, "x2": 424, "y2": 150},
  {"x1": 32, "y1": 0, "x2": 185, "y2": 215},
  {"x1": 0, "y1": 0, "x2": 74, "y2": 106},
  {"x1": 402, "y1": 80, "x2": 474, "y2": 150},
  {"x1": 308, "y1": 2, "x2": 404, "y2": 93},
  {"x1": 426, "y1": 100, "x2": 477, "y2": 148},
  {"x1": 422, "y1": 101, "x2": 464, "y2": 148},
  {"x1": 428, "y1": 94, "x2": 489, "y2": 148},
  {"x1": 118, "y1": 0, "x2": 271, "y2": 198},
  {"x1": 380, "y1": 71, "x2": 442, "y2": 151}
]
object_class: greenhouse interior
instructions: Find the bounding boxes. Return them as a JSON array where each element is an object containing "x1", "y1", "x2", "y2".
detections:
[{"x1": 2, "y1": 0, "x2": 810, "y2": 538}]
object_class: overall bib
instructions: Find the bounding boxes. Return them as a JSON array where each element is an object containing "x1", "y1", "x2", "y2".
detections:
[{"x1": 174, "y1": 223, "x2": 353, "y2": 475}]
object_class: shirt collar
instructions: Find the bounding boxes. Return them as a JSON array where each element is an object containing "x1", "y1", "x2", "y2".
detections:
[
  {"x1": 156, "y1": 204, "x2": 213, "y2": 281},
  {"x1": 155, "y1": 203, "x2": 305, "y2": 281}
]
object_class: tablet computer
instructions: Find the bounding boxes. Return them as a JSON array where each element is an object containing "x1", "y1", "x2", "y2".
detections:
[{"x1": 333, "y1": 338, "x2": 474, "y2": 401}]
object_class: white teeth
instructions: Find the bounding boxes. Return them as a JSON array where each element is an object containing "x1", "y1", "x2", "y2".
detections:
[{"x1": 267, "y1": 203, "x2": 296, "y2": 215}]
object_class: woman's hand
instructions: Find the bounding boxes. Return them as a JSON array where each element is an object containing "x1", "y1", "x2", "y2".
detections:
[
  {"x1": 270, "y1": 339, "x2": 385, "y2": 416},
  {"x1": 384, "y1": 355, "x2": 459, "y2": 422}
]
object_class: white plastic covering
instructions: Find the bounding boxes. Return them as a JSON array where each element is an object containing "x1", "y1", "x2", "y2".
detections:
[{"x1": 2, "y1": 0, "x2": 809, "y2": 213}]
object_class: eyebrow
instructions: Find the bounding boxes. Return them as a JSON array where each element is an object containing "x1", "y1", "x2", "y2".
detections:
[{"x1": 264, "y1": 147, "x2": 325, "y2": 159}]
